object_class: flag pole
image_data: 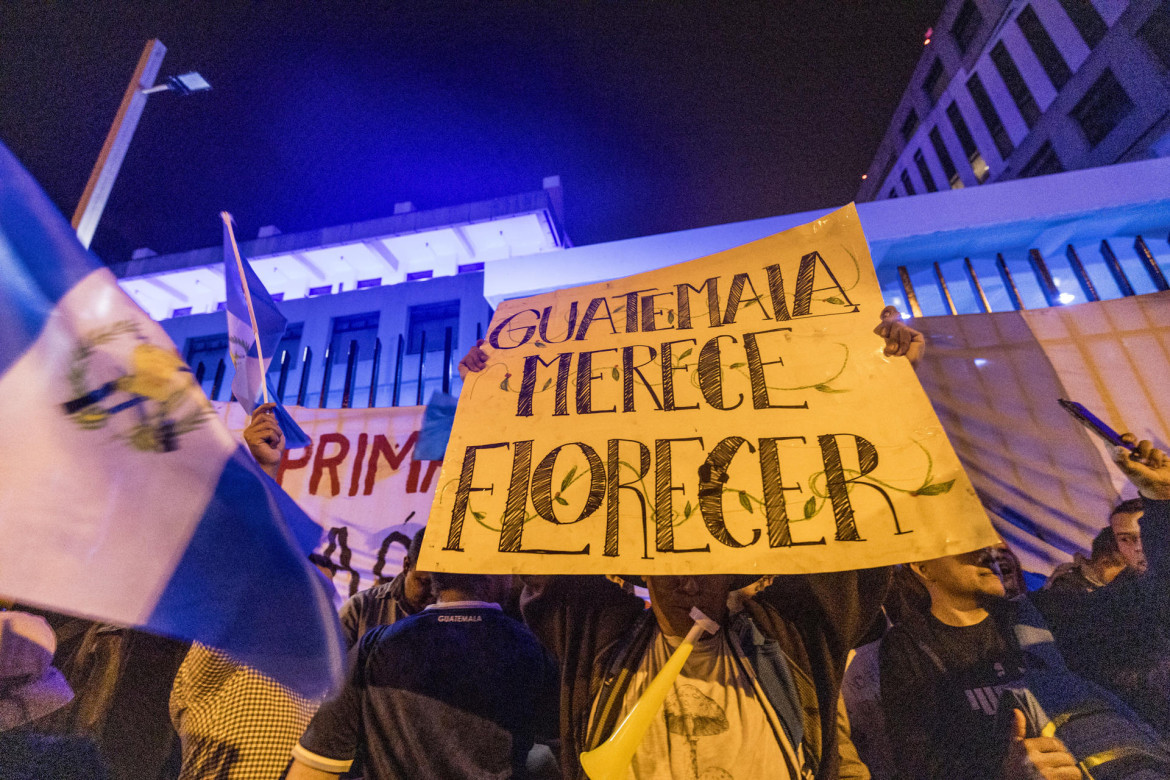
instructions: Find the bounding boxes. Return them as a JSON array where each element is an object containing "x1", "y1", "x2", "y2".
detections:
[{"x1": 221, "y1": 212, "x2": 269, "y2": 404}]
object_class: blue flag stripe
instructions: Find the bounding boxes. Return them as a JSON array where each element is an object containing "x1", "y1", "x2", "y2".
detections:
[
  {"x1": 0, "y1": 145, "x2": 101, "y2": 374},
  {"x1": 147, "y1": 446, "x2": 342, "y2": 696}
]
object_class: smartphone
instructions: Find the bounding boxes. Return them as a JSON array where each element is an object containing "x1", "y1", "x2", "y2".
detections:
[{"x1": 1057, "y1": 399, "x2": 1134, "y2": 450}]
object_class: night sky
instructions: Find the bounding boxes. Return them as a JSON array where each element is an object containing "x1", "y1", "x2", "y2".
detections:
[{"x1": 1, "y1": 1, "x2": 942, "y2": 264}]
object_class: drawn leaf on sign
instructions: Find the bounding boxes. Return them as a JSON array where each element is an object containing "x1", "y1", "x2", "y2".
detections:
[
  {"x1": 534, "y1": 341, "x2": 547, "y2": 348},
  {"x1": 729, "y1": 362, "x2": 745, "y2": 369},
  {"x1": 683, "y1": 500, "x2": 693, "y2": 519},
  {"x1": 611, "y1": 366, "x2": 620, "y2": 380},
  {"x1": 667, "y1": 310, "x2": 675, "y2": 324},
  {"x1": 541, "y1": 378, "x2": 552, "y2": 391},
  {"x1": 500, "y1": 376, "x2": 510, "y2": 391},
  {"x1": 738, "y1": 491, "x2": 753, "y2": 513},
  {"x1": 803, "y1": 496, "x2": 817, "y2": 518},
  {"x1": 472, "y1": 511, "x2": 486, "y2": 521},
  {"x1": 555, "y1": 496, "x2": 569, "y2": 506},
  {"x1": 814, "y1": 383, "x2": 848, "y2": 393},
  {"x1": 825, "y1": 297, "x2": 845, "y2": 305},
  {"x1": 561, "y1": 466, "x2": 578, "y2": 492},
  {"x1": 678, "y1": 348, "x2": 693, "y2": 361},
  {"x1": 913, "y1": 479, "x2": 954, "y2": 496}
]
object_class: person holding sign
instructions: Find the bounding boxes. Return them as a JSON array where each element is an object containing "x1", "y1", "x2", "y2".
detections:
[{"x1": 453, "y1": 312, "x2": 920, "y2": 780}]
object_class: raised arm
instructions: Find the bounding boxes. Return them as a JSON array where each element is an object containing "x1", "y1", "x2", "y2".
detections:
[
  {"x1": 520, "y1": 575, "x2": 646, "y2": 665},
  {"x1": 243, "y1": 402, "x2": 284, "y2": 479},
  {"x1": 1112, "y1": 435, "x2": 1170, "y2": 579}
]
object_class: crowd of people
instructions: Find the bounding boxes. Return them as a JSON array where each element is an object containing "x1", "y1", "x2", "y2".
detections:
[{"x1": 3, "y1": 318, "x2": 1170, "y2": 780}]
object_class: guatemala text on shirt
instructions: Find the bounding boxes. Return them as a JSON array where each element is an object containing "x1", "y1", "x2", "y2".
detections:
[{"x1": 0, "y1": 141, "x2": 343, "y2": 697}]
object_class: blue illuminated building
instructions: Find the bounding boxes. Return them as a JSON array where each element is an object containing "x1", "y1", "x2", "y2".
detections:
[
  {"x1": 858, "y1": 0, "x2": 1170, "y2": 199},
  {"x1": 118, "y1": 162, "x2": 1170, "y2": 412}
]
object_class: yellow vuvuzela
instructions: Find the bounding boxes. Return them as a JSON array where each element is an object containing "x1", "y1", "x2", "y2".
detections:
[{"x1": 579, "y1": 607, "x2": 719, "y2": 780}]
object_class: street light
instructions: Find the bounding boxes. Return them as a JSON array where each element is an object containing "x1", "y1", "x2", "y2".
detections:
[
  {"x1": 142, "y1": 71, "x2": 212, "y2": 96},
  {"x1": 71, "y1": 40, "x2": 211, "y2": 249}
]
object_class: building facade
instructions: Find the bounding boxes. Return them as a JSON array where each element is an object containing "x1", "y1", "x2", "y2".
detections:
[
  {"x1": 116, "y1": 157, "x2": 1170, "y2": 413},
  {"x1": 857, "y1": 0, "x2": 1170, "y2": 201}
]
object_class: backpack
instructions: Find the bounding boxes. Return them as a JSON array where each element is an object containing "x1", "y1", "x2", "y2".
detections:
[{"x1": 999, "y1": 599, "x2": 1170, "y2": 780}]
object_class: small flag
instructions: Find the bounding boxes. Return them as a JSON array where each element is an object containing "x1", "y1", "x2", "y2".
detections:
[
  {"x1": 0, "y1": 142, "x2": 342, "y2": 697},
  {"x1": 415, "y1": 390, "x2": 457, "y2": 461},
  {"x1": 222, "y1": 213, "x2": 309, "y2": 449}
]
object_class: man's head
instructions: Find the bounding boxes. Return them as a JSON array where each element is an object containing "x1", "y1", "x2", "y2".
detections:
[
  {"x1": 645, "y1": 575, "x2": 736, "y2": 637},
  {"x1": 988, "y1": 543, "x2": 1025, "y2": 599},
  {"x1": 402, "y1": 527, "x2": 435, "y2": 612},
  {"x1": 1109, "y1": 498, "x2": 1146, "y2": 573},
  {"x1": 428, "y1": 571, "x2": 513, "y2": 605},
  {"x1": 909, "y1": 548, "x2": 1005, "y2": 615},
  {"x1": 1088, "y1": 526, "x2": 1128, "y2": 584}
]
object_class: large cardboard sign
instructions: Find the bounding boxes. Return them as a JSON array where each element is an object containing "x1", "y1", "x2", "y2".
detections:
[{"x1": 420, "y1": 205, "x2": 997, "y2": 575}]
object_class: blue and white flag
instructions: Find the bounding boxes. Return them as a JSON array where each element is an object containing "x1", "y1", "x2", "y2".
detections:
[
  {"x1": 0, "y1": 142, "x2": 343, "y2": 697},
  {"x1": 222, "y1": 212, "x2": 309, "y2": 448}
]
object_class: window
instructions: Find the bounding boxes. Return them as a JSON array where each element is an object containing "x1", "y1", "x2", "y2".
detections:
[
  {"x1": 929, "y1": 127, "x2": 964, "y2": 189},
  {"x1": 967, "y1": 72, "x2": 1014, "y2": 158},
  {"x1": 990, "y1": 42, "x2": 1040, "y2": 127},
  {"x1": 184, "y1": 333, "x2": 229, "y2": 396},
  {"x1": 1070, "y1": 69, "x2": 1134, "y2": 147},
  {"x1": 952, "y1": 0, "x2": 984, "y2": 54},
  {"x1": 923, "y1": 59, "x2": 948, "y2": 106},
  {"x1": 946, "y1": 101, "x2": 990, "y2": 182},
  {"x1": 877, "y1": 153, "x2": 897, "y2": 191},
  {"x1": 1056, "y1": 0, "x2": 1107, "y2": 48},
  {"x1": 901, "y1": 110, "x2": 920, "y2": 142},
  {"x1": 407, "y1": 300, "x2": 460, "y2": 355},
  {"x1": 1018, "y1": 142, "x2": 1065, "y2": 178},
  {"x1": 900, "y1": 170, "x2": 917, "y2": 196},
  {"x1": 1016, "y1": 6, "x2": 1071, "y2": 88},
  {"x1": 329, "y1": 312, "x2": 380, "y2": 365},
  {"x1": 1138, "y1": 1, "x2": 1170, "y2": 71},
  {"x1": 269, "y1": 322, "x2": 303, "y2": 374},
  {"x1": 185, "y1": 334, "x2": 229, "y2": 373},
  {"x1": 914, "y1": 150, "x2": 939, "y2": 192}
]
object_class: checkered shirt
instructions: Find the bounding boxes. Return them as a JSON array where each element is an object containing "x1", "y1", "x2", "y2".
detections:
[{"x1": 170, "y1": 642, "x2": 318, "y2": 780}]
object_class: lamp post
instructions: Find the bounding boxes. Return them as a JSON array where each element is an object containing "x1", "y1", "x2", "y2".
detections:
[{"x1": 71, "y1": 39, "x2": 211, "y2": 249}]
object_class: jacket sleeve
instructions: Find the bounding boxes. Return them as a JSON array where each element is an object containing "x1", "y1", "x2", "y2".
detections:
[
  {"x1": 878, "y1": 626, "x2": 937, "y2": 780},
  {"x1": 755, "y1": 567, "x2": 892, "y2": 662},
  {"x1": 520, "y1": 575, "x2": 647, "y2": 665}
]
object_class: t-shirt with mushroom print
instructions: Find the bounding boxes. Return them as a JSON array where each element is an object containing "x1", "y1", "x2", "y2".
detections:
[{"x1": 611, "y1": 626, "x2": 798, "y2": 779}]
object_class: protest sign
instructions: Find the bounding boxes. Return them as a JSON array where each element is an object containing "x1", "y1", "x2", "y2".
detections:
[
  {"x1": 419, "y1": 204, "x2": 998, "y2": 575},
  {"x1": 219, "y1": 403, "x2": 436, "y2": 598}
]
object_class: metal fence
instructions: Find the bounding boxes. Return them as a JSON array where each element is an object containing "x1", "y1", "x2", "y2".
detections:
[
  {"x1": 192, "y1": 323, "x2": 484, "y2": 409},
  {"x1": 892, "y1": 234, "x2": 1170, "y2": 317}
]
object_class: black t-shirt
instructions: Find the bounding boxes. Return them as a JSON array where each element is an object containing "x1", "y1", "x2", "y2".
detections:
[
  {"x1": 295, "y1": 603, "x2": 558, "y2": 780},
  {"x1": 880, "y1": 608, "x2": 1025, "y2": 780}
]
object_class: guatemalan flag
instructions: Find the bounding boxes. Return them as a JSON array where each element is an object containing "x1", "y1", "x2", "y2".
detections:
[
  {"x1": 222, "y1": 213, "x2": 310, "y2": 448},
  {"x1": 0, "y1": 142, "x2": 343, "y2": 697}
]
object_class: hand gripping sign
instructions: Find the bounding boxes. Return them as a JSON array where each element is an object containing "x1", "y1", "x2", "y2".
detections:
[{"x1": 420, "y1": 205, "x2": 998, "y2": 575}]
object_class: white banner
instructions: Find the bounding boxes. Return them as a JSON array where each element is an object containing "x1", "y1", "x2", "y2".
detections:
[{"x1": 219, "y1": 404, "x2": 437, "y2": 599}]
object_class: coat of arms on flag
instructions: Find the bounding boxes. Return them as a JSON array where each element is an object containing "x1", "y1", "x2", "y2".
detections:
[{"x1": 62, "y1": 320, "x2": 212, "y2": 452}]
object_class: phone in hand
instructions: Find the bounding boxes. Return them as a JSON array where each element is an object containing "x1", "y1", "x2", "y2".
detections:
[{"x1": 1058, "y1": 399, "x2": 1135, "y2": 450}]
